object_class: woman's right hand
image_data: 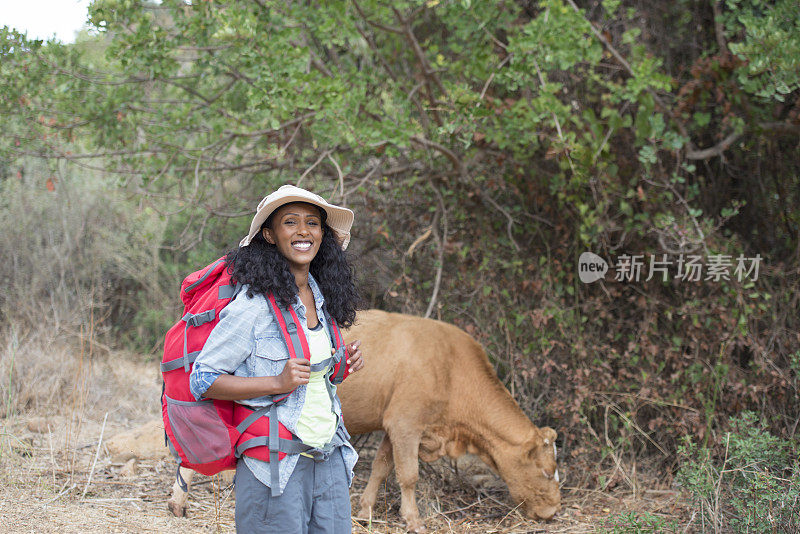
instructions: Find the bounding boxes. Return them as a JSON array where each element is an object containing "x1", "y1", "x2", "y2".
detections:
[{"x1": 275, "y1": 358, "x2": 310, "y2": 393}]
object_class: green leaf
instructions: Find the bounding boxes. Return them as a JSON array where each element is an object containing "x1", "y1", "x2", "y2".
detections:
[{"x1": 693, "y1": 112, "x2": 711, "y2": 127}]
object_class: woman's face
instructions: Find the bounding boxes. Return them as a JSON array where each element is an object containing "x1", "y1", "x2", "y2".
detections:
[{"x1": 262, "y1": 202, "x2": 324, "y2": 272}]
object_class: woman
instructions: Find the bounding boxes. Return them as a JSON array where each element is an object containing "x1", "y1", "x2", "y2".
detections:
[{"x1": 189, "y1": 184, "x2": 364, "y2": 533}]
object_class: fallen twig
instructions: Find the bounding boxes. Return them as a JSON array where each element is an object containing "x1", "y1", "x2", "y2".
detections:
[{"x1": 40, "y1": 483, "x2": 77, "y2": 507}]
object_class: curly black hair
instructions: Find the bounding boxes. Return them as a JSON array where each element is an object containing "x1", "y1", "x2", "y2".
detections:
[{"x1": 224, "y1": 204, "x2": 359, "y2": 328}]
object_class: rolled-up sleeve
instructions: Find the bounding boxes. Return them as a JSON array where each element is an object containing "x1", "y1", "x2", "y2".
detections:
[
  {"x1": 190, "y1": 370, "x2": 221, "y2": 400},
  {"x1": 189, "y1": 291, "x2": 260, "y2": 400}
]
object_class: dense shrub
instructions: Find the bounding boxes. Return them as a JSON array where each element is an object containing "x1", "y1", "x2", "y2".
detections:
[
  {"x1": 677, "y1": 412, "x2": 800, "y2": 533},
  {"x1": 0, "y1": 165, "x2": 168, "y2": 349}
]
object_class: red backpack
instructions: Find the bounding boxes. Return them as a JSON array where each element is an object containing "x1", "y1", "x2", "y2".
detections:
[{"x1": 160, "y1": 257, "x2": 349, "y2": 492}]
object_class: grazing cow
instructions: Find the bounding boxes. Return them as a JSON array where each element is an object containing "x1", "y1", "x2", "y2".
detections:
[
  {"x1": 167, "y1": 310, "x2": 560, "y2": 531},
  {"x1": 339, "y1": 310, "x2": 560, "y2": 532}
]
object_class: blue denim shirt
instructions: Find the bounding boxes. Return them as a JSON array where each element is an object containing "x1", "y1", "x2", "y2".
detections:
[{"x1": 189, "y1": 274, "x2": 357, "y2": 493}]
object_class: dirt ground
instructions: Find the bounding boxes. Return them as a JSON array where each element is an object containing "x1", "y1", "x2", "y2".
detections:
[{"x1": 0, "y1": 357, "x2": 692, "y2": 533}]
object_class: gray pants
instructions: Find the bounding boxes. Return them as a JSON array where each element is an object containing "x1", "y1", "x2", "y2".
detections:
[{"x1": 234, "y1": 447, "x2": 352, "y2": 534}]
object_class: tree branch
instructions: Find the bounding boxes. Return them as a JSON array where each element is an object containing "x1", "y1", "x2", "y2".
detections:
[
  {"x1": 759, "y1": 121, "x2": 800, "y2": 135},
  {"x1": 392, "y1": 7, "x2": 447, "y2": 97},
  {"x1": 351, "y1": 0, "x2": 403, "y2": 34},
  {"x1": 480, "y1": 53, "x2": 513, "y2": 100},
  {"x1": 711, "y1": 1, "x2": 728, "y2": 53},
  {"x1": 425, "y1": 188, "x2": 447, "y2": 319},
  {"x1": 392, "y1": 6, "x2": 447, "y2": 127},
  {"x1": 479, "y1": 192, "x2": 521, "y2": 252},
  {"x1": 327, "y1": 154, "x2": 345, "y2": 204},
  {"x1": 685, "y1": 132, "x2": 741, "y2": 160},
  {"x1": 223, "y1": 112, "x2": 317, "y2": 138},
  {"x1": 563, "y1": 0, "x2": 692, "y2": 142},
  {"x1": 350, "y1": 7, "x2": 433, "y2": 130},
  {"x1": 297, "y1": 149, "x2": 333, "y2": 186},
  {"x1": 410, "y1": 135, "x2": 466, "y2": 179}
]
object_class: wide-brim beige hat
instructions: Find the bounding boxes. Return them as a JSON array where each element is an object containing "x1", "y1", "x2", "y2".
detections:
[{"x1": 239, "y1": 184, "x2": 354, "y2": 249}]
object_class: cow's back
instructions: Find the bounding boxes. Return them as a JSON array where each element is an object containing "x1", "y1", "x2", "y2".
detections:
[{"x1": 339, "y1": 309, "x2": 476, "y2": 435}]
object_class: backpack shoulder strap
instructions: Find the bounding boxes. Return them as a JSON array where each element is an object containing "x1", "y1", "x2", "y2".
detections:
[
  {"x1": 265, "y1": 293, "x2": 312, "y2": 403},
  {"x1": 323, "y1": 307, "x2": 345, "y2": 350},
  {"x1": 323, "y1": 306, "x2": 349, "y2": 384},
  {"x1": 265, "y1": 293, "x2": 310, "y2": 360}
]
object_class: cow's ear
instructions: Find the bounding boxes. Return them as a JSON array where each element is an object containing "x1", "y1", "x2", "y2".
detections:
[
  {"x1": 527, "y1": 427, "x2": 557, "y2": 460},
  {"x1": 540, "y1": 427, "x2": 557, "y2": 445}
]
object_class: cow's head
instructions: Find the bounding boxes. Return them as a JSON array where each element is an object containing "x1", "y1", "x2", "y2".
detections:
[{"x1": 494, "y1": 426, "x2": 561, "y2": 520}]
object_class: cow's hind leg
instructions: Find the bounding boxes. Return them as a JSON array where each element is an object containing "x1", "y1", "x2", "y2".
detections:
[
  {"x1": 167, "y1": 467, "x2": 195, "y2": 517},
  {"x1": 357, "y1": 433, "x2": 394, "y2": 520}
]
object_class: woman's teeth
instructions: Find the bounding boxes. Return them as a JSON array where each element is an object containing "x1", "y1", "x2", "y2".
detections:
[{"x1": 292, "y1": 241, "x2": 312, "y2": 251}]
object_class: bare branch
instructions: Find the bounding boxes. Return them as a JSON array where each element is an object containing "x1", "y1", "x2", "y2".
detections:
[
  {"x1": 392, "y1": 7, "x2": 447, "y2": 97},
  {"x1": 224, "y1": 112, "x2": 317, "y2": 138},
  {"x1": 292, "y1": 37, "x2": 334, "y2": 78},
  {"x1": 189, "y1": 77, "x2": 237, "y2": 114},
  {"x1": 205, "y1": 208, "x2": 253, "y2": 218},
  {"x1": 425, "y1": 188, "x2": 447, "y2": 319},
  {"x1": 163, "y1": 79, "x2": 255, "y2": 128},
  {"x1": 34, "y1": 50, "x2": 199, "y2": 86},
  {"x1": 279, "y1": 119, "x2": 304, "y2": 156},
  {"x1": 410, "y1": 135, "x2": 466, "y2": 178},
  {"x1": 563, "y1": 0, "x2": 692, "y2": 142},
  {"x1": 480, "y1": 53, "x2": 513, "y2": 100},
  {"x1": 176, "y1": 44, "x2": 234, "y2": 52},
  {"x1": 351, "y1": 0, "x2": 404, "y2": 34},
  {"x1": 685, "y1": 132, "x2": 741, "y2": 160},
  {"x1": 12, "y1": 148, "x2": 166, "y2": 160},
  {"x1": 297, "y1": 150, "x2": 333, "y2": 186},
  {"x1": 350, "y1": 11, "x2": 433, "y2": 130},
  {"x1": 712, "y1": 1, "x2": 728, "y2": 53},
  {"x1": 406, "y1": 225, "x2": 432, "y2": 258},
  {"x1": 351, "y1": 19, "x2": 399, "y2": 82},
  {"x1": 346, "y1": 156, "x2": 385, "y2": 197},
  {"x1": 391, "y1": 5, "x2": 447, "y2": 127},
  {"x1": 327, "y1": 154, "x2": 346, "y2": 204},
  {"x1": 479, "y1": 192, "x2": 521, "y2": 252},
  {"x1": 759, "y1": 121, "x2": 800, "y2": 135}
]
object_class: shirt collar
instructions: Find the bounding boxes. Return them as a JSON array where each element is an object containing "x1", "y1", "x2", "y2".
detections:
[
  {"x1": 308, "y1": 273, "x2": 325, "y2": 309},
  {"x1": 293, "y1": 273, "x2": 325, "y2": 313}
]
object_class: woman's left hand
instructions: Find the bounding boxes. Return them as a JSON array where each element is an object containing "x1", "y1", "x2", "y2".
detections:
[{"x1": 344, "y1": 339, "x2": 364, "y2": 374}]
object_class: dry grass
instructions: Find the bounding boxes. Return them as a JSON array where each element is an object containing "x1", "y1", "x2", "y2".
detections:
[
  {"x1": 0, "y1": 413, "x2": 692, "y2": 533},
  {"x1": 347, "y1": 434, "x2": 689, "y2": 533},
  {"x1": 0, "y1": 336, "x2": 692, "y2": 533},
  {"x1": 1, "y1": 422, "x2": 690, "y2": 534},
  {"x1": 1, "y1": 326, "x2": 158, "y2": 422}
]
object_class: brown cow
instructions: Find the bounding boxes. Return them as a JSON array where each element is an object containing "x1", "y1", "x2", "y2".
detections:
[
  {"x1": 166, "y1": 310, "x2": 561, "y2": 530},
  {"x1": 339, "y1": 309, "x2": 560, "y2": 531}
]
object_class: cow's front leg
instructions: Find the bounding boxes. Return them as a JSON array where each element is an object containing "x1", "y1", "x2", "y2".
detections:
[
  {"x1": 357, "y1": 433, "x2": 394, "y2": 521},
  {"x1": 387, "y1": 427, "x2": 425, "y2": 533},
  {"x1": 167, "y1": 466, "x2": 195, "y2": 517}
]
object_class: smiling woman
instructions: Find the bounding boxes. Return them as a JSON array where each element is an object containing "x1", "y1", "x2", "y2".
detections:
[{"x1": 188, "y1": 184, "x2": 365, "y2": 533}]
